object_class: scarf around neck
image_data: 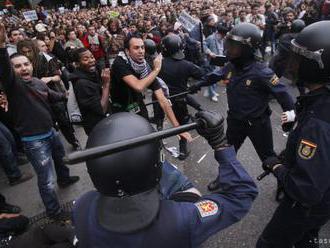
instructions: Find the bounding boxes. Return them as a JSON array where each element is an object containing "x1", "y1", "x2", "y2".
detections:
[
  {"x1": 118, "y1": 51, "x2": 169, "y2": 97},
  {"x1": 88, "y1": 34, "x2": 100, "y2": 45}
]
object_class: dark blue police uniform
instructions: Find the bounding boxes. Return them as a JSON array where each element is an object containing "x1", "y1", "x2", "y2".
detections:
[
  {"x1": 158, "y1": 57, "x2": 204, "y2": 125},
  {"x1": 209, "y1": 61, "x2": 295, "y2": 161},
  {"x1": 73, "y1": 147, "x2": 258, "y2": 248},
  {"x1": 257, "y1": 86, "x2": 330, "y2": 247}
]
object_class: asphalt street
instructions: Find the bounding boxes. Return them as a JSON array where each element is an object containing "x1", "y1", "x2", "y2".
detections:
[{"x1": 0, "y1": 82, "x2": 329, "y2": 247}]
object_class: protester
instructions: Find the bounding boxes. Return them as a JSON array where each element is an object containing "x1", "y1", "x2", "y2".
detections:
[
  {"x1": 71, "y1": 48, "x2": 111, "y2": 135},
  {"x1": 0, "y1": 23, "x2": 79, "y2": 220}
]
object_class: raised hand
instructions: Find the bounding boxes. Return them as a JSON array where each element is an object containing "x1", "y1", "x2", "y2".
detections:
[
  {"x1": 153, "y1": 53, "x2": 163, "y2": 72},
  {"x1": 101, "y1": 68, "x2": 111, "y2": 87}
]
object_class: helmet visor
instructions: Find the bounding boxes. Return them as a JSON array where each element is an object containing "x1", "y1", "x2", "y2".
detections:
[
  {"x1": 224, "y1": 38, "x2": 242, "y2": 60},
  {"x1": 284, "y1": 51, "x2": 301, "y2": 83},
  {"x1": 291, "y1": 39, "x2": 325, "y2": 69},
  {"x1": 225, "y1": 33, "x2": 253, "y2": 47}
]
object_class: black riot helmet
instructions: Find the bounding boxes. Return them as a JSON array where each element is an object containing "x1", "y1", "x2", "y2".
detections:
[
  {"x1": 216, "y1": 22, "x2": 230, "y2": 35},
  {"x1": 225, "y1": 23, "x2": 262, "y2": 67},
  {"x1": 86, "y1": 112, "x2": 163, "y2": 233},
  {"x1": 289, "y1": 21, "x2": 330, "y2": 85},
  {"x1": 291, "y1": 19, "x2": 305, "y2": 33},
  {"x1": 161, "y1": 34, "x2": 185, "y2": 60},
  {"x1": 86, "y1": 112, "x2": 162, "y2": 197},
  {"x1": 144, "y1": 39, "x2": 157, "y2": 57}
]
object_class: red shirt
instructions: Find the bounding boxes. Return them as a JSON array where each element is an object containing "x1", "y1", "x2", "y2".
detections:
[{"x1": 81, "y1": 34, "x2": 106, "y2": 61}]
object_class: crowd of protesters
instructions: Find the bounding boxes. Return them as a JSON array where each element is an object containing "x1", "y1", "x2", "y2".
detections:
[{"x1": 0, "y1": 0, "x2": 328, "y2": 246}]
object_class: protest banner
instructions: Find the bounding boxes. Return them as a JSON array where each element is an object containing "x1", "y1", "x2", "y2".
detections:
[
  {"x1": 177, "y1": 11, "x2": 203, "y2": 52},
  {"x1": 108, "y1": 11, "x2": 120, "y2": 18},
  {"x1": 22, "y1": 10, "x2": 38, "y2": 21},
  {"x1": 58, "y1": 7, "x2": 65, "y2": 14},
  {"x1": 177, "y1": 11, "x2": 199, "y2": 32},
  {"x1": 111, "y1": 0, "x2": 118, "y2": 7}
]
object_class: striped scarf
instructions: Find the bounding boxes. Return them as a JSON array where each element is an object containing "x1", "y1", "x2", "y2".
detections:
[
  {"x1": 118, "y1": 52, "x2": 169, "y2": 97},
  {"x1": 118, "y1": 51, "x2": 150, "y2": 79}
]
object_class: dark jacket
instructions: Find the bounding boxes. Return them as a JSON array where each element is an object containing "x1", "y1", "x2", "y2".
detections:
[
  {"x1": 158, "y1": 57, "x2": 205, "y2": 95},
  {"x1": 71, "y1": 69, "x2": 107, "y2": 135},
  {"x1": 73, "y1": 148, "x2": 258, "y2": 248},
  {"x1": 275, "y1": 86, "x2": 330, "y2": 208},
  {"x1": 209, "y1": 61, "x2": 295, "y2": 120},
  {"x1": 0, "y1": 48, "x2": 65, "y2": 137}
]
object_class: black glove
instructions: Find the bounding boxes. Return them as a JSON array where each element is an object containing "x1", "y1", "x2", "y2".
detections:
[
  {"x1": 195, "y1": 111, "x2": 227, "y2": 149},
  {"x1": 188, "y1": 82, "x2": 203, "y2": 94},
  {"x1": 262, "y1": 156, "x2": 282, "y2": 173},
  {"x1": 282, "y1": 122, "x2": 295, "y2": 132}
]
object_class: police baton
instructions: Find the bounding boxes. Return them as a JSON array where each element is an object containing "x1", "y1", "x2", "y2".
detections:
[
  {"x1": 257, "y1": 171, "x2": 270, "y2": 181},
  {"x1": 145, "y1": 90, "x2": 191, "y2": 106},
  {"x1": 64, "y1": 121, "x2": 201, "y2": 165},
  {"x1": 186, "y1": 94, "x2": 203, "y2": 111},
  {"x1": 144, "y1": 79, "x2": 209, "y2": 107}
]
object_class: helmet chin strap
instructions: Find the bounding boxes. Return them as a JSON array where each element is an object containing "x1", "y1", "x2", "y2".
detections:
[
  {"x1": 228, "y1": 45, "x2": 255, "y2": 68},
  {"x1": 230, "y1": 54, "x2": 254, "y2": 68}
]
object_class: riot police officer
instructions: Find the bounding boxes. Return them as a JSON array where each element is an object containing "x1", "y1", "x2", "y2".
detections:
[
  {"x1": 144, "y1": 39, "x2": 158, "y2": 61},
  {"x1": 257, "y1": 20, "x2": 330, "y2": 248},
  {"x1": 192, "y1": 23, "x2": 295, "y2": 190},
  {"x1": 73, "y1": 111, "x2": 258, "y2": 248},
  {"x1": 270, "y1": 19, "x2": 306, "y2": 94},
  {"x1": 144, "y1": 39, "x2": 166, "y2": 131},
  {"x1": 158, "y1": 34, "x2": 205, "y2": 160}
]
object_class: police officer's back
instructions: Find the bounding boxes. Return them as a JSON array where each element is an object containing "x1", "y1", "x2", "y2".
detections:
[
  {"x1": 158, "y1": 34, "x2": 204, "y2": 95},
  {"x1": 158, "y1": 34, "x2": 205, "y2": 160},
  {"x1": 73, "y1": 111, "x2": 258, "y2": 248}
]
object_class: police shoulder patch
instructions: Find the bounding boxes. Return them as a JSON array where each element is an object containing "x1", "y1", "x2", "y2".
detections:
[
  {"x1": 298, "y1": 139, "x2": 317, "y2": 160},
  {"x1": 194, "y1": 200, "x2": 219, "y2": 218},
  {"x1": 269, "y1": 74, "x2": 279, "y2": 86}
]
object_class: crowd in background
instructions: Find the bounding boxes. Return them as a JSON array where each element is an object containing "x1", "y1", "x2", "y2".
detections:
[{"x1": 0, "y1": 0, "x2": 327, "y2": 102}]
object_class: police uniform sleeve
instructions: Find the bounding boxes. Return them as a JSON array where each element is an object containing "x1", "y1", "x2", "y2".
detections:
[
  {"x1": 187, "y1": 61, "x2": 205, "y2": 80},
  {"x1": 186, "y1": 147, "x2": 258, "y2": 246},
  {"x1": 273, "y1": 118, "x2": 330, "y2": 206},
  {"x1": 198, "y1": 64, "x2": 229, "y2": 88},
  {"x1": 259, "y1": 66, "x2": 295, "y2": 111}
]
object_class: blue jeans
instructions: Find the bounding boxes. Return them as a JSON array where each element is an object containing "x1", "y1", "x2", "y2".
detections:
[
  {"x1": 208, "y1": 84, "x2": 218, "y2": 98},
  {"x1": 23, "y1": 130, "x2": 70, "y2": 216},
  {"x1": 0, "y1": 122, "x2": 21, "y2": 180},
  {"x1": 159, "y1": 160, "x2": 194, "y2": 200}
]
